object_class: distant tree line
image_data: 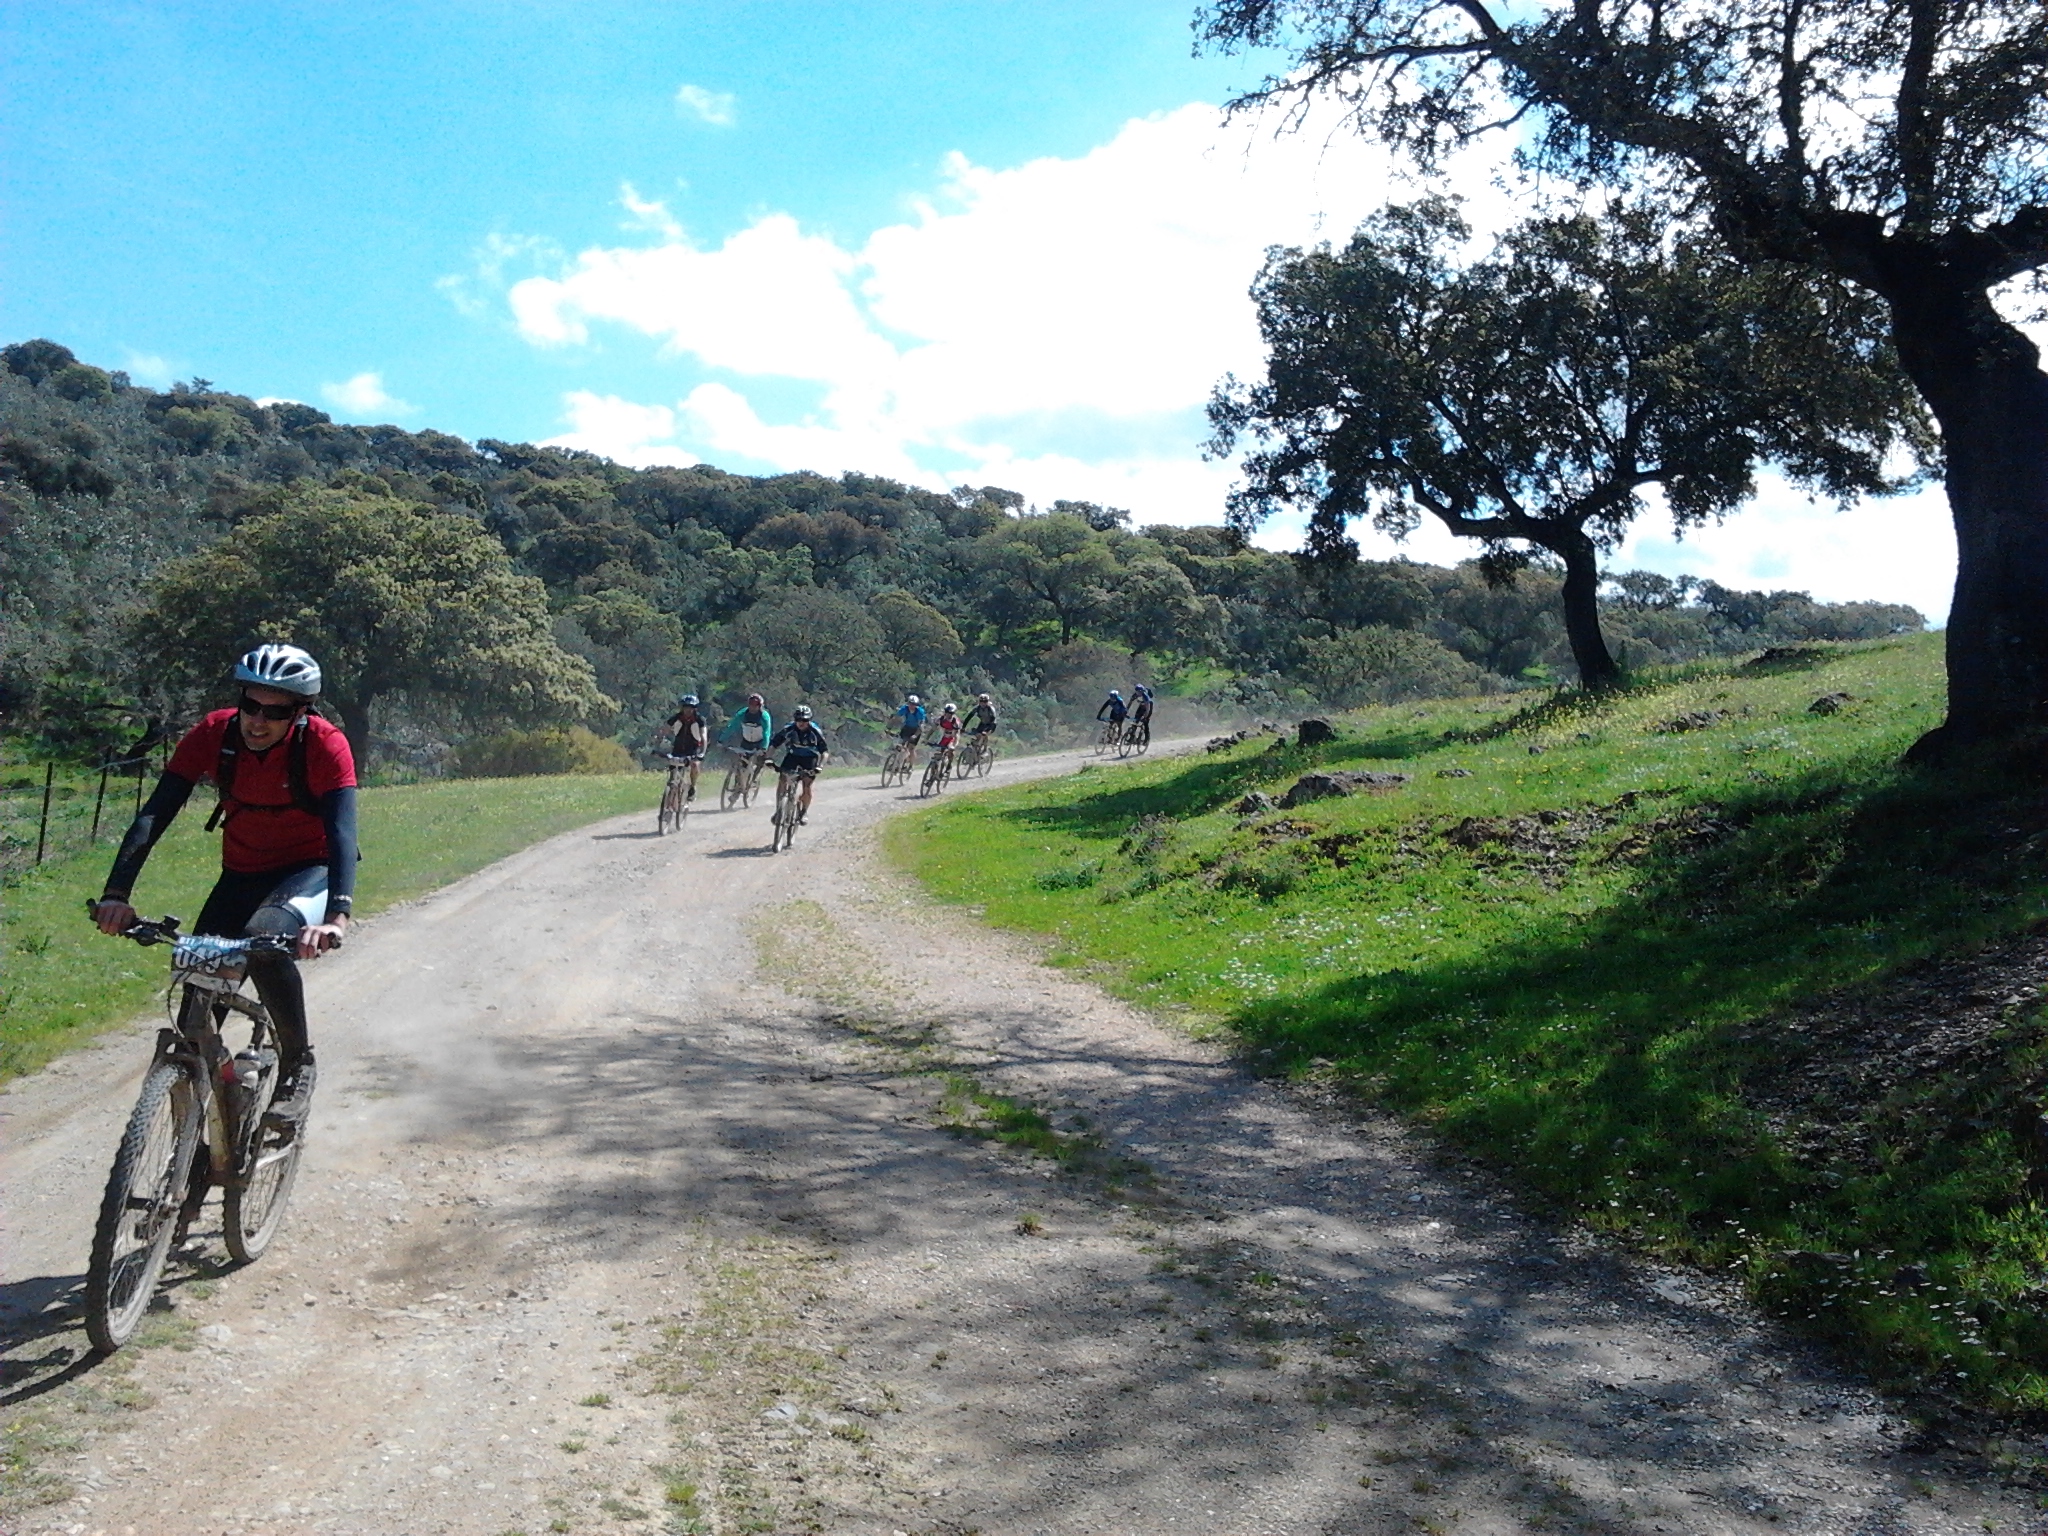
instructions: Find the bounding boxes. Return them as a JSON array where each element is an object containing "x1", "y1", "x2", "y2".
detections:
[{"x1": 0, "y1": 341, "x2": 1921, "y2": 769}]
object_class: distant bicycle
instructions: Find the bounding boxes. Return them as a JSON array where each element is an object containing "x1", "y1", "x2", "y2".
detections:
[
  {"x1": 880, "y1": 739, "x2": 914, "y2": 788},
  {"x1": 1095, "y1": 721, "x2": 1123, "y2": 755},
  {"x1": 771, "y1": 766, "x2": 817, "y2": 852},
  {"x1": 1119, "y1": 718, "x2": 1151, "y2": 756},
  {"x1": 719, "y1": 746, "x2": 767, "y2": 811},
  {"x1": 84, "y1": 909, "x2": 310, "y2": 1352},
  {"x1": 919, "y1": 744, "x2": 957, "y2": 797},
  {"x1": 960, "y1": 733, "x2": 997, "y2": 778},
  {"x1": 657, "y1": 753, "x2": 699, "y2": 834}
]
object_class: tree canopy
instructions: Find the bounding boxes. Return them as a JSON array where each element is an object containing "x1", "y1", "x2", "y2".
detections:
[
  {"x1": 130, "y1": 484, "x2": 609, "y2": 755},
  {"x1": 1210, "y1": 200, "x2": 1926, "y2": 686}
]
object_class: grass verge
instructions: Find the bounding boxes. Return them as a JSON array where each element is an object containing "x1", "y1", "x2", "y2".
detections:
[
  {"x1": 886, "y1": 633, "x2": 2048, "y2": 1422},
  {"x1": 0, "y1": 771, "x2": 658, "y2": 1082}
]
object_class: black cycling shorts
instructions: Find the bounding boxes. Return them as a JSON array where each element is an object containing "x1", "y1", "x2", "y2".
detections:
[
  {"x1": 780, "y1": 752, "x2": 823, "y2": 775},
  {"x1": 195, "y1": 861, "x2": 327, "y2": 939},
  {"x1": 897, "y1": 725, "x2": 922, "y2": 744}
]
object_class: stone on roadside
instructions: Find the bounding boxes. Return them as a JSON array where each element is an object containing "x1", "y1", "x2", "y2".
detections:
[
  {"x1": 1436, "y1": 767, "x2": 1473, "y2": 778},
  {"x1": 1277, "y1": 770, "x2": 1409, "y2": 808},
  {"x1": 1233, "y1": 791, "x2": 1275, "y2": 816},
  {"x1": 1808, "y1": 692, "x2": 1854, "y2": 715},
  {"x1": 1296, "y1": 718, "x2": 1336, "y2": 746}
]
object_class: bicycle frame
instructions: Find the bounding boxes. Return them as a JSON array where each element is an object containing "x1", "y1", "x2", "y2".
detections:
[{"x1": 144, "y1": 926, "x2": 288, "y2": 1191}]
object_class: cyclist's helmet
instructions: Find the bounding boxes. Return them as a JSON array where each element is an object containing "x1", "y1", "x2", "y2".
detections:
[
  {"x1": 234, "y1": 643, "x2": 321, "y2": 698},
  {"x1": 1108, "y1": 689, "x2": 1123, "y2": 700},
  {"x1": 977, "y1": 692, "x2": 991, "y2": 703},
  {"x1": 793, "y1": 704, "x2": 814, "y2": 721},
  {"x1": 1135, "y1": 684, "x2": 1153, "y2": 698},
  {"x1": 906, "y1": 694, "x2": 921, "y2": 706},
  {"x1": 746, "y1": 692, "x2": 764, "y2": 705},
  {"x1": 679, "y1": 694, "x2": 700, "y2": 708},
  {"x1": 941, "y1": 703, "x2": 959, "y2": 716}
]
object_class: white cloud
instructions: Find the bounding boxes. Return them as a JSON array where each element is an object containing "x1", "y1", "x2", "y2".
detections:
[
  {"x1": 491, "y1": 100, "x2": 1951, "y2": 616},
  {"x1": 120, "y1": 349, "x2": 175, "y2": 387},
  {"x1": 675, "y1": 84, "x2": 735, "y2": 127},
  {"x1": 321, "y1": 371, "x2": 416, "y2": 419},
  {"x1": 1617, "y1": 481, "x2": 1955, "y2": 623}
]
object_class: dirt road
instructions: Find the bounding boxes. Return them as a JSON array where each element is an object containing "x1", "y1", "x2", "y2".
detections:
[{"x1": 1, "y1": 746, "x2": 2030, "y2": 1536}]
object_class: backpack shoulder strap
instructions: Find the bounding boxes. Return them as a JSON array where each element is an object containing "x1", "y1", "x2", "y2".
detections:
[
  {"x1": 288, "y1": 717, "x2": 321, "y2": 817},
  {"x1": 203, "y1": 720, "x2": 240, "y2": 832}
]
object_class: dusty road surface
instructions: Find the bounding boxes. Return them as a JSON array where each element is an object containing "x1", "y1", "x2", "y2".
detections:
[{"x1": 1, "y1": 744, "x2": 2034, "y2": 1536}]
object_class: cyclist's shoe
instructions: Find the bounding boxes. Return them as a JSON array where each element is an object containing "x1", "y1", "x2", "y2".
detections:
[{"x1": 264, "y1": 1051, "x2": 318, "y2": 1128}]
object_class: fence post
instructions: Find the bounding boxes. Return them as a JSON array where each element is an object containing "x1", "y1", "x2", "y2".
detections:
[
  {"x1": 36, "y1": 760, "x2": 54, "y2": 865},
  {"x1": 92, "y1": 758, "x2": 110, "y2": 841}
]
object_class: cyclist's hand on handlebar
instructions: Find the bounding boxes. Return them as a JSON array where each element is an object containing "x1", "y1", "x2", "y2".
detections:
[
  {"x1": 298, "y1": 917, "x2": 347, "y2": 960},
  {"x1": 92, "y1": 898, "x2": 138, "y2": 936}
]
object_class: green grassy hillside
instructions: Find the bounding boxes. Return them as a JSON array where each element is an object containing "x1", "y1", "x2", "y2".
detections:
[
  {"x1": 890, "y1": 632, "x2": 2048, "y2": 1419},
  {"x1": 0, "y1": 772, "x2": 657, "y2": 1081}
]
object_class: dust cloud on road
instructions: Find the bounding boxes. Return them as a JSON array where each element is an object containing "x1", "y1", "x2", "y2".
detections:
[{"x1": 1, "y1": 745, "x2": 2027, "y2": 1535}]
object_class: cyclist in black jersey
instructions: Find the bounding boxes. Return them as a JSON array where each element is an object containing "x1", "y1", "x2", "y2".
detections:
[
  {"x1": 965, "y1": 693, "x2": 998, "y2": 736},
  {"x1": 770, "y1": 707, "x2": 830, "y2": 822}
]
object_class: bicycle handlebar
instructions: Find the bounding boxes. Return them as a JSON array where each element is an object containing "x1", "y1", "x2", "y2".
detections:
[{"x1": 84, "y1": 900, "x2": 296, "y2": 952}]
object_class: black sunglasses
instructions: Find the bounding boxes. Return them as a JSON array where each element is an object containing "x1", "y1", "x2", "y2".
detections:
[{"x1": 238, "y1": 694, "x2": 304, "y2": 721}]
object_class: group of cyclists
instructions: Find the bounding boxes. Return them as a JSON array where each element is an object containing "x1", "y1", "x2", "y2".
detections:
[
  {"x1": 87, "y1": 643, "x2": 1165, "y2": 1138},
  {"x1": 1095, "y1": 683, "x2": 1156, "y2": 748}
]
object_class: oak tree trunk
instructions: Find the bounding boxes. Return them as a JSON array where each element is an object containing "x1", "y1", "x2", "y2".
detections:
[
  {"x1": 1885, "y1": 281, "x2": 2048, "y2": 756},
  {"x1": 335, "y1": 696, "x2": 373, "y2": 768},
  {"x1": 1554, "y1": 531, "x2": 1623, "y2": 691}
]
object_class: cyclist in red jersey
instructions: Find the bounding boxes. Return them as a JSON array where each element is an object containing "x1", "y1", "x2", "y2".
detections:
[{"x1": 91, "y1": 644, "x2": 356, "y2": 1105}]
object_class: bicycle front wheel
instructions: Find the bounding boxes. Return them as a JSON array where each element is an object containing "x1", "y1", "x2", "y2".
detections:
[
  {"x1": 223, "y1": 1074, "x2": 305, "y2": 1264},
  {"x1": 659, "y1": 773, "x2": 686, "y2": 834},
  {"x1": 720, "y1": 761, "x2": 746, "y2": 811},
  {"x1": 85, "y1": 1061, "x2": 203, "y2": 1352}
]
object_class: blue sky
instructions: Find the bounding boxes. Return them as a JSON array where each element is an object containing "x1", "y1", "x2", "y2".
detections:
[{"x1": 1, "y1": 0, "x2": 1959, "y2": 618}]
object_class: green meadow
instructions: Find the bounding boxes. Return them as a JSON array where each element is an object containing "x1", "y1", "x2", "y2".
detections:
[
  {"x1": 0, "y1": 771, "x2": 658, "y2": 1082},
  {"x1": 889, "y1": 632, "x2": 2048, "y2": 1416}
]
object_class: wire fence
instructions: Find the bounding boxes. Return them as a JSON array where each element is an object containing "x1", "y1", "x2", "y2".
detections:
[{"x1": 0, "y1": 747, "x2": 167, "y2": 884}]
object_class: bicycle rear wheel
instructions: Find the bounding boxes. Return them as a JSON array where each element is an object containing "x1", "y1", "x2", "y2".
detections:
[
  {"x1": 223, "y1": 1059, "x2": 305, "y2": 1263},
  {"x1": 975, "y1": 738, "x2": 998, "y2": 776},
  {"x1": 85, "y1": 1060, "x2": 202, "y2": 1352}
]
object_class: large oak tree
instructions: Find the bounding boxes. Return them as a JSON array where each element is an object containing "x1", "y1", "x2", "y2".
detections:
[
  {"x1": 1201, "y1": 0, "x2": 2048, "y2": 748},
  {"x1": 134, "y1": 485, "x2": 609, "y2": 755},
  {"x1": 1210, "y1": 201, "x2": 1923, "y2": 687}
]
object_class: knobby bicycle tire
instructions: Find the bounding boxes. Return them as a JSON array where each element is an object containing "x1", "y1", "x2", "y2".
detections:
[
  {"x1": 222, "y1": 1064, "x2": 305, "y2": 1263},
  {"x1": 771, "y1": 775, "x2": 798, "y2": 851},
  {"x1": 881, "y1": 744, "x2": 910, "y2": 788},
  {"x1": 920, "y1": 752, "x2": 952, "y2": 797},
  {"x1": 85, "y1": 1060, "x2": 202, "y2": 1352},
  {"x1": 720, "y1": 760, "x2": 747, "y2": 811},
  {"x1": 659, "y1": 771, "x2": 688, "y2": 834}
]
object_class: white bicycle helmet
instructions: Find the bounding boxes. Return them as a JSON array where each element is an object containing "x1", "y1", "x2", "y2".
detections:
[
  {"x1": 906, "y1": 694, "x2": 921, "y2": 706},
  {"x1": 234, "y1": 643, "x2": 322, "y2": 697},
  {"x1": 793, "y1": 704, "x2": 814, "y2": 721}
]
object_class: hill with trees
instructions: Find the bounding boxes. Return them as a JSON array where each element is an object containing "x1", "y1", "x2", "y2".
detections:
[{"x1": 0, "y1": 340, "x2": 1923, "y2": 770}]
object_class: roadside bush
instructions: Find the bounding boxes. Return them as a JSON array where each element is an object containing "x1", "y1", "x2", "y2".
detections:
[{"x1": 451, "y1": 725, "x2": 633, "y2": 778}]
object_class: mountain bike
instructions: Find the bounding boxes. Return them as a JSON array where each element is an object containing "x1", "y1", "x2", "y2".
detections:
[
  {"x1": 1125, "y1": 717, "x2": 1152, "y2": 755},
  {"x1": 880, "y1": 737, "x2": 915, "y2": 788},
  {"x1": 657, "y1": 754, "x2": 699, "y2": 834},
  {"x1": 960, "y1": 732, "x2": 997, "y2": 778},
  {"x1": 719, "y1": 746, "x2": 767, "y2": 811},
  {"x1": 919, "y1": 744, "x2": 957, "y2": 797},
  {"x1": 770, "y1": 766, "x2": 817, "y2": 853},
  {"x1": 83, "y1": 911, "x2": 311, "y2": 1352},
  {"x1": 1095, "y1": 721, "x2": 1124, "y2": 755}
]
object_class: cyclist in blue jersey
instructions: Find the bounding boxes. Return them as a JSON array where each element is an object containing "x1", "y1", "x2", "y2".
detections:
[{"x1": 889, "y1": 693, "x2": 927, "y2": 772}]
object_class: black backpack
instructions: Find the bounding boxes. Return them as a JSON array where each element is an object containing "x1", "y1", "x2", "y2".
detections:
[{"x1": 204, "y1": 716, "x2": 322, "y2": 831}]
